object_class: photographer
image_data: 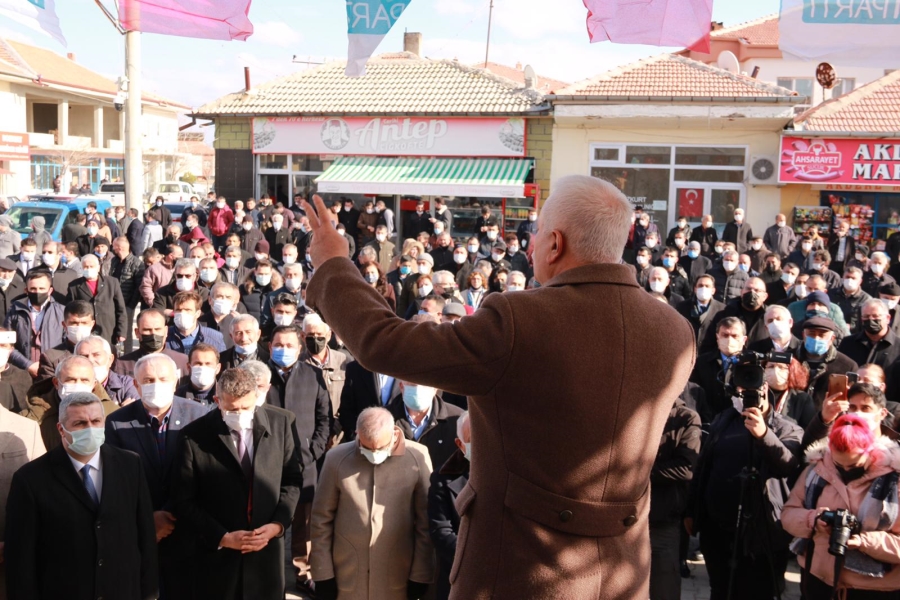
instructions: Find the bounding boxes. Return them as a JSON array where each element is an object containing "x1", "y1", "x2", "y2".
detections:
[
  {"x1": 783, "y1": 412, "x2": 900, "y2": 598},
  {"x1": 685, "y1": 353, "x2": 803, "y2": 599}
]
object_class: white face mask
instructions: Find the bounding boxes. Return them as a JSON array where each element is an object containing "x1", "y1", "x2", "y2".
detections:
[
  {"x1": 765, "y1": 366, "x2": 790, "y2": 390},
  {"x1": 649, "y1": 280, "x2": 667, "y2": 293},
  {"x1": 718, "y1": 337, "x2": 743, "y2": 356},
  {"x1": 375, "y1": 234, "x2": 387, "y2": 243},
  {"x1": 795, "y1": 284, "x2": 809, "y2": 299},
  {"x1": 42, "y1": 253, "x2": 56, "y2": 266},
  {"x1": 217, "y1": 201, "x2": 225, "y2": 209},
  {"x1": 767, "y1": 320, "x2": 791, "y2": 341},
  {"x1": 255, "y1": 391, "x2": 268, "y2": 407},
  {"x1": 467, "y1": 244, "x2": 479, "y2": 254},
  {"x1": 491, "y1": 253, "x2": 504, "y2": 262},
  {"x1": 695, "y1": 287, "x2": 713, "y2": 303},
  {"x1": 212, "y1": 298, "x2": 232, "y2": 316},
  {"x1": 225, "y1": 257, "x2": 240, "y2": 269},
  {"x1": 843, "y1": 278, "x2": 860, "y2": 292},
  {"x1": 802, "y1": 242, "x2": 813, "y2": 252},
  {"x1": 200, "y1": 269, "x2": 218, "y2": 283},
  {"x1": 636, "y1": 256, "x2": 649, "y2": 267},
  {"x1": 722, "y1": 260, "x2": 737, "y2": 272},
  {"x1": 486, "y1": 231, "x2": 498, "y2": 241},
  {"x1": 751, "y1": 242, "x2": 762, "y2": 251},
  {"x1": 83, "y1": 268, "x2": 99, "y2": 280},
  {"x1": 92, "y1": 363, "x2": 109, "y2": 385},
  {"x1": 453, "y1": 254, "x2": 467, "y2": 265},
  {"x1": 418, "y1": 265, "x2": 431, "y2": 276},
  {"x1": 273, "y1": 313, "x2": 294, "y2": 327},
  {"x1": 173, "y1": 311, "x2": 196, "y2": 332},
  {"x1": 234, "y1": 342, "x2": 257, "y2": 356},
  {"x1": 223, "y1": 409, "x2": 254, "y2": 432},
  {"x1": 272, "y1": 222, "x2": 282, "y2": 231},
  {"x1": 242, "y1": 223, "x2": 252, "y2": 232},
  {"x1": 782, "y1": 273, "x2": 797, "y2": 285},
  {"x1": 285, "y1": 277, "x2": 302, "y2": 292},
  {"x1": 255, "y1": 253, "x2": 267, "y2": 262},
  {"x1": 359, "y1": 439, "x2": 393, "y2": 465},
  {"x1": 282, "y1": 255, "x2": 297, "y2": 265},
  {"x1": 872, "y1": 263, "x2": 886, "y2": 275},
  {"x1": 59, "y1": 382, "x2": 94, "y2": 397},
  {"x1": 66, "y1": 325, "x2": 93, "y2": 345},
  {"x1": 419, "y1": 284, "x2": 433, "y2": 297},
  {"x1": 883, "y1": 298, "x2": 899, "y2": 311},
  {"x1": 256, "y1": 274, "x2": 272, "y2": 286},
  {"x1": 190, "y1": 366, "x2": 217, "y2": 389},
  {"x1": 176, "y1": 278, "x2": 194, "y2": 292},
  {"x1": 850, "y1": 409, "x2": 884, "y2": 434},
  {"x1": 141, "y1": 382, "x2": 174, "y2": 409}
]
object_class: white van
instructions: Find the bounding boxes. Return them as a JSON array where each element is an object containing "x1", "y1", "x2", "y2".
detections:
[
  {"x1": 148, "y1": 181, "x2": 197, "y2": 204},
  {"x1": 97, "y1": 182, "x2": 126, "y2": 206}
]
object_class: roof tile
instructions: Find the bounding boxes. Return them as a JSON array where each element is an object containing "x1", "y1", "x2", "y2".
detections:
[
  {"x1": 794, "y1": 70, "x2": 900, "y2": 133},
  {"x1": 710, "y1": 15, "x2": 779, "y2": 46}
]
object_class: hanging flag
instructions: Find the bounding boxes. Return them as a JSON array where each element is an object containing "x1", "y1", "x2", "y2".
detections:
[
  {"x1": 118, "y1": 0, "x2": 254, "y2": 41},
  {"x1": 345, "y1": 0, "x2": 411, "y2": 77},
  {"x1": 0, "y1": 0, "x2": 66, "y2": 46},
  {"x1": 780, "y1": 0, "x2": 900, "y2": 67},
  {"x1": 583, "y1": 0, "x2": 713, "y2": 52}
]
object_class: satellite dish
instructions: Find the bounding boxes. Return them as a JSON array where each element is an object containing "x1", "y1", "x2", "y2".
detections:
[
  {"x1": 817, "y1": 62, "x2": 837, "y2": 89},
  {"x1": 717, "y1": 51, "x2": 740, "y2": 74},
  {"x1": 523, "y1": 64, "x2": 537, "y2": 90}
]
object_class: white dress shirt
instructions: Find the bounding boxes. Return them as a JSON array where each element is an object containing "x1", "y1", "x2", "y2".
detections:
[{"x1": 68, "y1": 450, "x2": 103, "y2": 500}]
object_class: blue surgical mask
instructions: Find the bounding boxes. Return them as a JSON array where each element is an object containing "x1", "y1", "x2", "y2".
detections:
[
  {"x1": 402, "y1": 385, "x2": 436, "y2": 412},
  {"x1": 662, "y1": 257, "x2": 676, "y2": 269},
  {"x1": 806, "y1": 309, "x2": 828, "y2": 320},
  {"x1": 804, "y1": 336, "x2": 830, "y2": 356},
  {"x1": 271, "y1": 347, "x2": 297, "y2": 368},
  {"x1": 234, "y1": 342, "x2": 257, "y2": 356},
  {"x1": 400, "y1": 266, "x2": 411, "y2": 276},
  {"x1": 738, "y1": 264, "x2": 749, "y2": 272},
  {"x1": 688, "y1": 250, "x2": 699, "y2": 259},
  {"x1": 63, "y1": 426, "x2": 105, "y2": 455}
]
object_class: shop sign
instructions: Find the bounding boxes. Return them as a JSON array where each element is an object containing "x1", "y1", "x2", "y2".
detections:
[
  {"x1": 811, "y1": 184, "x2": 900, "y2": 193},
  {"x1": 780, "y1": 137, "x2": 900, "y2": 184},
  {"x1": 0, "y1": 132, "x2": 30, "y2": 162},
  {"x1": 252, "y1": 116, "x2": 526, "y2": 157}
]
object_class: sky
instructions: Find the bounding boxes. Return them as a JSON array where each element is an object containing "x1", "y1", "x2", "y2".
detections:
[{"x1": 0, "y1": 0, "x2": 782, "y2": 118}]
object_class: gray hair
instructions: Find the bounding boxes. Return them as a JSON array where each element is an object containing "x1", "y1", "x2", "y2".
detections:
[
  {"x1": 846, "y1": 266, "x2": 864, "y2": 278},
  {"x1": 764, "y1": 304, "x2": 791, "y2": 321},
  {"x1": 540, "y1": 175, "x2": 631, "y2": 264},
  {"x1": 238, "y1": 359, "x2": 271, "y2": 385},
  {"x1": 649, "y1": 266, "x2": 669, "y2": 282},
  {"x1": 59, "y1": 391, "x2": 102, "y2": 427},
  {"x1": 358, "y1": 246, "x2": 377, "y2": 260},
  {"x1": 431, "y1": 270, "x2": 455, "y2": 286},
  {"x1": 134, "y1": 353, "x2": 177, "y2": 382},
  {"x1": 508, "y1": 270, "x2": 527, "y2": 285},
  {"x1": 456, "y1": 411, "x2": 470, "y2": 441},
  {"x1": 55, "y1": 355, "x2": 96, "y2": 382},
  {"x1": 283, "y1": 262, "x2": 304, "y2": 276},
  {"x1": 723, "y1": 250, "x2": 739, "y2": 261},
  {"x1": 225, "y1": 245, "x2": 242, "y2": 255},
  {"x1": 75, "y1": 335, "x2": 111, "y2": 357},
  {"x1": 688, "y1": 241, "x2": 701, "y2": 251},
  {"x1": 211, "y1": 282, "x2": 238, "y2": 298},
  {"x1": 231, "y1": 313, "x2": 260, "y2": 332},
  {"x1": 863, "y1": 298, "x2": 889, "y2": 315},
  {"x1": 174, "y1": 258, "x2": 198, "y2": 273},
  {"x1": 871, "y1": 251, "x2": 889, "y2": 264},
  {"x1": 301, "y1": 312, "x2": 330, "y2": 333},
  {"x1": 356, "y1": 407, "x2": 394, "y2": 441}
]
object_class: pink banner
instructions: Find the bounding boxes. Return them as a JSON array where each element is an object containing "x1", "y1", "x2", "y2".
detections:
[
  {"x1": 780, "y1": 137, "x2": 900, "y2": 185},
  {"x1": 120, "y1": 0, "x2": 254, "y2": 41},
  {"x1": 583, "y1": 0, "x2": 712, "y2": 52}
]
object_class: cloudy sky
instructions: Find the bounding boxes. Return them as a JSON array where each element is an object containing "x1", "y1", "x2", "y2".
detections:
[{"x1": 1, "y1": 0, "x2": 781, "y2": 112}]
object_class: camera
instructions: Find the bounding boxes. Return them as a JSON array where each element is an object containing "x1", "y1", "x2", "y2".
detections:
[
  {"x1": 114, "y1": 91, "x2": 126, "y2": 112},
  {"x1": 819, "y1": 509, "x2": 860, "y2": 556},
  {"x1": 730, "y1": 351, "x2": 792, "y2": 410}
]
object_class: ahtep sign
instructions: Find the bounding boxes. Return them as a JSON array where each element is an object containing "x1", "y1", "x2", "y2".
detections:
[
  {"x1": 780, "y1": 137, "x2": 900, "y2": 184},
  {"x1": 0, "y1": 132, "x2": 31, "y2": 162},
  {"x1": 253, "y1": 116, "x2": 526, "y2": 158}
]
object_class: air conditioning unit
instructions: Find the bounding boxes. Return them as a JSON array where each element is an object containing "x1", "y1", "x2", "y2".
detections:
[{"x1": 749, "y1": 155, "x2": 778, "y2": 185}]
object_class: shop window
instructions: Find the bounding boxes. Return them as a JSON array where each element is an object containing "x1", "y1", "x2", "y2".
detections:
[
  {"x1": 592, "y1": 166, "x2": 670, "y2": 224},
  {"x1": 291, "y1": 155, "x2": 326, "y2": 172},
  {"x1": 675, "y1": 146, "x2": 745, "y2": 167},
  {"x1": 592, "y1": 146, "x2": 620, "y2": 163},
  {"x1": 674, "y1": 169, "x2": 745, "y2": 184},
  {"x1": 258, "y1": 154, "x2": 288, "y2": 170},
  {"x1": 777, "y1": 77, "x2": 815, "y2": 99},
  {"x1": 624, "y1": 146, "x2": 671, "y2": 165}
]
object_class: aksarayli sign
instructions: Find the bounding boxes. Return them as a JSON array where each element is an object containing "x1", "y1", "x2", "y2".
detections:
[
  {"x1": 780, "y1": 0, "x2": 900, "y2": 66},
  {"x1": 780, "y1": 137, "x2": 900, "y2": 184},
  {"x1": 0, "y1": 132, "x2": 30, "y2": 162},
  {"x1": 345, "y1": 0, "x2": 411, "y2": 77},
  {"x1": 253, "y1": 117, "x2": 526, "y2": 157}
]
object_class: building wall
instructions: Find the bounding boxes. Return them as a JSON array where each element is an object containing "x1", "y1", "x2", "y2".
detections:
[
  {"x1": 68, "y1": 105, "x2": 94, "y2": 139},
  {"x1": 103, "y1": 106, "x2": 121, "y2": 146},
  {"x1": 551, "y1": 124, "x2": 783, "y2": 234},
  {"x1": 526, "y1": 117, "x2": 552, "y2": 205},
  {"x1": 0, "y1": 82, "x2": 29, "y2": 197},
  {"x1": 214, "y1": 117, "x2": 252, "y2": 150},
  {"x1": 740, "y1": 58, "x2": 886, "y2": 107},
  {"x1": 143, "y1": 108, "x2": 180, "y2": 154}
]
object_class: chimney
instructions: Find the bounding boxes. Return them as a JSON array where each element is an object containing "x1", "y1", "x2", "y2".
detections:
[
  {"x1": 244, "y1": 66, "x2": 251, "y2": 92},
  {"x1": 515, "y1": 62, "x2": 522, "y2": 70},
  {"x1": 710, "y1": 21, "x2": 724, "y2": 32},
  {"x1": 67, "y1": 52, "x2": 76, "y2": 61},
  {"x1": 404, "y1": 32, "x2": 422, "y2": 57}
]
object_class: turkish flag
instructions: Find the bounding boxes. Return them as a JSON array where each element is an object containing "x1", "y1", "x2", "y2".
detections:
[{"x1": 678, "y1": 189, "x2": 704, "y2": 217}]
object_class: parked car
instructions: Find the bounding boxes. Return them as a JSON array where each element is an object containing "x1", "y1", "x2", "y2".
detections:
[
  {"x1": 161, "y1": 201, "x2": 195, "y2": 226},
  {"x1": 4, "y1": 196, "x2": 113, "y2": 241},
  {"x1": 147, "y1": 181, "x2": 197, "y2": 205},
  {"x1": 97, "y1": 182, "x2": 126, "y2": 206}
]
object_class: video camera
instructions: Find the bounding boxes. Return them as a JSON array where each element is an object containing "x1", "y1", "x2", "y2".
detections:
[
  {"x1": 729, "y1": 351, "x2": 792, "y2": 410},
  {"x1": 819, "y1": 509, "x2": 861, "y2": 556}
]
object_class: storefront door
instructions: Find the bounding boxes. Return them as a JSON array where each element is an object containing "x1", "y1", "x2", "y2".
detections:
[{"x1": 674, "y1": 185, "x2": 744, "y2": 236}]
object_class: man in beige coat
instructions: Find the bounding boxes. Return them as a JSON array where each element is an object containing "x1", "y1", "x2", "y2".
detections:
[
  {"x1": 310, "y1": 407, "x2": 434, "y2": 600},
  {"x1": 0, "y1": 403, "x2": 46, "y2": 598},
  {"x1": 303, "y1": 175, "x2": 696, "y2": 600}
]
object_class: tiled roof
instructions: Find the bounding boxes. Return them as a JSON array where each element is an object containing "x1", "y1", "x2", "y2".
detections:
[
  {"x1": 794, "y1": 70, "x2": 900, "y2": 133},
  {"x1": 0, "y1": 40, "x2": 35, "y2": 78},
  {"x1": 553, "y1": 54, "x2": 798, "y2": 99},
  {"x1": 710, "y1": 15, "x2": 779, "y2": 46},
  {"x1": 0, "y1": 39, "x2": 186, "y2": 109},
  {"x1": 477, "y1": 62, "x2": 569, "y2": 95},
  {"x1": 194, "y1": 53, "x2": 548, "y2": 117}
]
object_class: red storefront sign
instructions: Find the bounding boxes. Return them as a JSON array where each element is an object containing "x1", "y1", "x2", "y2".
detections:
[
  {"x1": 780, "y1": 137, "x2": 900, "y2": 184},
  {"x1": 0, "y1": 132, "x2": 29, "y2": 162}
]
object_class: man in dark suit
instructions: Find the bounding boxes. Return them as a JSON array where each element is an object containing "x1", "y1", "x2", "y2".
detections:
[
  {"x1": 5, "y1": 391, "x2": 158, "y2": 600},
  {"x1": 33, "y1": 241, "x2": 79, "y2": 304},
  {"x1": 37, "y1": 300, "x2": 96, "y2": 380},
  {"x1": 220, "y1": 314, "x2": 270, "y2": 369},
  {"x1": 173, "y1": 368, "x2": 302, "y2": 600},
  {"x1": 722, "y1": 208, "x2": 753, "y2": 254},
  {"x1": 338, "y1": 360, "x2": 402, "y2": 441},
  {"x1": 689, "y1": 316, "x2": 746, "y2": 424},
  {"x1": 106, "y1": 353, "x2": 208, "y2": 598},
  {"x1": 66, "y1": 253, "x2": 127, "y2": 347},
  {"x1": 62, "y1": 212, "x2": 88, "y2": 244},
  {"x1": 675, "y1": 275, "x2": 725, "y2": 353},
  {"x1": 679, "y1": 241, "x2": 713, "y2": 286},
  {"x1": 827, "y1": 219, "x2": 856, "y2": 276},
  {"x1": 0, "y1": 258, "x2": 24, "y2": 324},
  {"x1": 114, "y1": 308, "x2": 190, "y2": 385},
  {"x1": 388, "y1": 380, "x2": 464, "y2": 472},
  {"x1": 126, "y1": 209, "x2": 145, "y2": 256}
]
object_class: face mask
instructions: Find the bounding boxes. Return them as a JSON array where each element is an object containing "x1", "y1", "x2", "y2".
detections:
[
  {"x1": 402, "y1": 384, "x2": 436, "y2": 412},
  {"x1": 173, "y1": 311, "x2": 196, "y2": 332},
  {"x1": 674, "y1": 239, "x2": 685, "y2": 248},
  {"x1": 0, "y1": 278, "x2": 9, "y2": 288},
  {"x1": 813, "y1": 262, "x2": 826, "y2": 272},
  {"x1": 529, "y1": 214, "x2": 537, "y2": 222},
  {"x1": 467, "y1": 244, "x2": 479, "y2": 254},
  {"x1": 21, "y1": 252, "x2": 35, "y2": 263},
  {"x1": 360, "y1": 444, "x2": 391, "y2": 465},
  {"x1": 83, "y1": 268, "x2": 99, "y2": 280},
  {"x1": 272, "y1": 347, "x2": 298, "y2": 368},
  {"x1": 172, "y1": 277, "x2": 194, "y2": 292},
  {"x1": 242, "y1": 223, "x2": 255, "y2": 233},
  {"x1": 715, "y1": 246, "x2": 724, "y2": 255},
  {"x1": 722, "y1": 261, "x2": 737, "y2": 272},
  {"x1": 418, "y1": 265, "x2": 431, "y2": 276},
  {"x1": 843, "y1": 278, "x2": 860, "y2": 292},
  {"x1": 765, "y1": 367, "x2": 789, "y2": 390},
  {"x1": 27, "y1": 291, "x2": 49, "y2": 306},
  {"x1": 305, "y1": 335, "x2": 328, "y2": 356},
  {"x1": 42, "y1": 253, "x2": 55, "y2": 266},
  {"x1": 336, "y1": 229, "x2": 346, "y2": 236},
  {"x1": 734, "y1": 215, "x2": 744, "y2": 223},
  {"x1": 156, "y1": 200, "x2": 163, "y2": 207},
  {"x1": 234, "y1": 342, "x2": 257, "y2": 356},
  {"x1": 66, "y1": 325, "x2": 92, "y2": 345},
  {"x1": 59, "y1": 382, "x2": 93, "y2": 397},
  {"x1": 649, "y1": 280, "x2": 667, "y2": 293},
  {"x1": 776, "y1": 221, "x2": 786, "y2": 228},
  {"x1": 95, "y1": 250, "x2": 107, "y2": 260},
  {"x1": 284, "y1": 277, "x2": 302, "y2": 292},
  {"x1": 256, "y1": 274, "x2": 272, "y2": 286},
  {"x1": 662, "y1": 257, "x2": 676, "y2": 269},
  {"x1": 872, "y1": 263, "x2": 886, "y2": 275},
  {"x1": 695, "y1": 287, "x2": 713, "y2": 303},
  {"x1": 224, "y1": 257, "x2": 240, "y2": 270},
  {"x1": 419, "y1": 284, "x2": 433, "y2": 297},
  {"x1": 190, "y1": 366, "x2": 217, "y2": 389},
  {"x1": 678, "y1": 220, "x2": 687, "y2": 228},
  {"x1": 855, "y1": 253, "x2": 865, "y2": 262},
  {"x1": 751, "y1": 242, "x2": 762, "y2": 251},
  {"x1": 767, "y1": 320, "x2": 791, "y2": 341},
  {"x1": 87, "y1": 227, "x2": 98, "y2": 236},
  {"x1": 364, "y1": 273, "x2": 378, "y2": 284},
  {"x1": 272, "y1": 223, "x2": 283, "y2": 232},
  {"x1": 282, "y1": 254, "x2": 297, "y2": 265},
  {"x1": 645, "y1": 240, "x2": 658, "y2": 249},
  {"x1": 506, "y1": 284, "x2": 523, "y2": 292},
  {"x1": 434, "y1": 226, "x2": 444, "y2": 235},
  {"x1": 741, "y1": 291, "x2": 763, "y2": 310},
  {"x1": 804, "y1": 336, "x2": 830, "y2": 356},
  {"x1": 688, "y1": 250, "x2": 699, "y2": 259},
  {"x1": 222, "y1": 409, "x2": 254, "y2": 432},
  {"x1": 217, "y1": 201, "x2": 225, "y2": 209},
  {"x1": 795, "y1": 284, "x2": 809, "y2": 299},
  {"x1": 738, "y1": 264, "x2": 749, "y2": 273},
  {"x1": 883, "y1": 299, "x2": 899, "y2": 311},
  {"x1": 636, "y1": 256, "x2": 649, "y2": 267},
  {"x1": 139, "y1": 333, "x2": 165, "y2": 353},
  {"x1": 486, "y1": 231, "x2": 498, "y2": 241},
  {"x1": 850, "y1": 409, "x2": 883, "y2": 434},
  {"x1": 375, "y1": 234, "x2": 387, "y2": 243},
  {"x1": 212, "y1": 299, "x2": 232, "y2": 316},
  {"x1": 366, "y1": 208, "x2": 374, "y2": 215},
  {"x1": 508, "y1": 246, "x2": 519, "y2": 254},
  {"x1": 60, "y1": 254, "x2": 68, "y2": 266},
  {"x1": 196, "y1": 269, "x2": 217, "y2": 284},
  {"x1": 255, "y1": 391, "x2": 268, "y2": 407},
  {"x1": 639, "y1": 220, "x2": 650, "y2": 228},
  {"x1": 780, "y1": 273, "x2": 796, "y2": 286},
  {"x1": 863, "y1": 318, "x2": 884, "y2": 335},
  {"x1": 91, "y1": 363, "x2": 108, "y2": 384},
  {"x1": 273, "y1": 314, "x2": 294, "y2": 327},
  {"x1": 63, "y1": 425, "x2": 105, "y2": 456},
  {"x1": 491, "y1": 253, "x2": 504, "y2": 263},
  {"x1": 802, "y1": 243, "x2": 813, "y2": 252},
  {"x1": 718, "y1": 337, "x2": 743, "y2": 356}
]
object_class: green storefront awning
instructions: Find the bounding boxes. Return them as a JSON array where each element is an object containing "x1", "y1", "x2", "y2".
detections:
[{"x1": 315, "y1": 157, "x2": 533, "y2": 198}]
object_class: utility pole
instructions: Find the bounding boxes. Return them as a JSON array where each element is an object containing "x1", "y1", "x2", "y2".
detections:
[
  {"x1": 484, "y1": 0, "x2": 494, "y2": 68},
  {"x1": 124, "y1": 29, "x2": 143, "y2": 214}
]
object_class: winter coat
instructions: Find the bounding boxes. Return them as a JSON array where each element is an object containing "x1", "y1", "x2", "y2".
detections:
[
  {"x1": 690, "y1": 225, "x2": 718, "y2": 257},
  {"x1": 708, "y1": 264, "x2": 749, "y2": 303},
  {"x1": 388, "y1": 395, "x2": 464, "y2": 473},
  {"x1": 66, "y1": 276, "x2": 127, "y2": 343},
  {"x1": 764, "y1": 224, "x2": 797, "y2": 259},
  {"x1": 723, "y1": 221, "x2": 754, "y2": 254},
  {"x1": 207, "y1": 206, "x2": 234, "y2": 237},
  {"x1": 428, "y1": 450, "x2": 470, "y2": 600},
  {"x1": 3, "y1": 299, "x2": 66, "y2": 371},
  {"x1": 110, "y1": 253, "x2": 145, "y2": 307},
  {"x1": 650, "y1": 399, "x2": 701, "y2": 526}
]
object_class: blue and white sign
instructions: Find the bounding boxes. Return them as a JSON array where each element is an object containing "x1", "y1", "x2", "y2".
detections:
[
  {"x1": 0, "y1": 0, "x2": 66, "y2": 46},
  {"x1": 345, "y1": 0, "x2": 411, "y2": 77},
  {"x1": 780, "y1": 0, "x2": 900, "y2": 66}
]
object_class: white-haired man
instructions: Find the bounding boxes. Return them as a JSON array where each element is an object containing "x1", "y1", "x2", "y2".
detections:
[
  {"x1": 302, "y1": 174, "x2": 695, "y2": 599},
  {"x1": 75, "y1": 335, "x2": 139, "y2": 406},
  {"x1": 863, "y1": 251, "x2": 896, "y2": 297},
  {"x1": 749, "y1": 304, "x2": 800, "y2": 354},
  {"x1": 238, "y1": 359, "x2": 272, "y2": 407},
  {"x1": 200, "y1": 281, "x2": 241, "y2": 347},
  {"x1": 221, "y1": 313, "x2": 268, "y2": 369},
  {"x1": 6, "y1": 391, "x2": 158, "y2": 600},
  {"x1": 300, "y1": 313, "x2": 348, "y2": 443},
  {"x1": 311, "y1": 407, "x2": 434, "y2": 600}
]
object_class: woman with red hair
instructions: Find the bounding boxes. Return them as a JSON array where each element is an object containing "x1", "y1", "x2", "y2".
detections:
[
  {"x1": 783, "y1": 412, "x2": 900, "y2": 598},
  {"x1": 766, "y1": 357, "x2": 817, "y2": 428}
]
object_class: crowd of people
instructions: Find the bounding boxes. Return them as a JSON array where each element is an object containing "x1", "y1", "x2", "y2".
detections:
[{"x1": 2, "y1": 183, "x2": 900, "y2": 600}]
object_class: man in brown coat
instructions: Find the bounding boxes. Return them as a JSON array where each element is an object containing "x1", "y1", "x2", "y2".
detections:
[{"x1": 303, "y1": 175, "x2": 696, "y2": 600}]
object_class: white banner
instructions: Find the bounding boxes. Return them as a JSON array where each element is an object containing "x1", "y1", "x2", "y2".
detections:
[
  {"x1": 780, "y1": 0, "x2": 900, "y2": 66},
  {"x1": 0, "y1": 0, "x2": 66, "y2": 46},
  {"x1": 345, "y1": 0, "x2": 411, "y2": 77}
]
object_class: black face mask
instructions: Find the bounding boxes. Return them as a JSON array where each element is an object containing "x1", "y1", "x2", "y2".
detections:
[
  {"x1": 835, "y1": 464, "x2": 867, "y2": 484},
  {"x1": 27, "y1": 291, "x2": 48, "y2": 306},
  {"x1": 766, "y1": 265, "x2": 778, "y2": 273},
  {"x1": 305, "y1": 335, "x2": 328, "y2": 356},
  {"x1": 139, "y1": 333, "x2": 165, "y2": 353},
  {"x1": 741, "y1": 291, "x2": 764, "y2": 311},
  {"x1": 863, "y1": 318, "x2": 885, "y2": 335}
]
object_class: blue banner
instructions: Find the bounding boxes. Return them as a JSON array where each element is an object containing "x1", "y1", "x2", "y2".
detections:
[{"x1": 345, "y1": 0, "x2": 412, "y2": 77}]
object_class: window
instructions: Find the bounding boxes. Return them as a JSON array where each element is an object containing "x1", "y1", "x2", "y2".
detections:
[
  {"x1": 833, "y1": 78, "x2": 856, "y2": 97},
  {"x1": 258, "y1": 154, "x2": 288, "y2": 169},
  {"x1": 777, "y1": 77, "x2": 815, "y2": 99},
  {"x1": 624, "y1": 146, "x2": 671, "y2": 165},
  {"x1": 592, "y1": 146, "x2": 620, "y2": 162},
  {"x1": 675, "y1": 146, "x2": 745, "y2": 167}
]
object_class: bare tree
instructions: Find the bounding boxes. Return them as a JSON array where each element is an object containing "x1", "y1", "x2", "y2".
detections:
[{"x1": 44, "y1": 143, "x2": 98, "y2": 190}]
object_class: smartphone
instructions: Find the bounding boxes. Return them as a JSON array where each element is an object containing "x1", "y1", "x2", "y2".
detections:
[
  {"x1": 847, "y1": 372, "x2": 859, "y2": 385},
  {"x1": 829, "y1": 374, "x2": 849, "y2": 400}
]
